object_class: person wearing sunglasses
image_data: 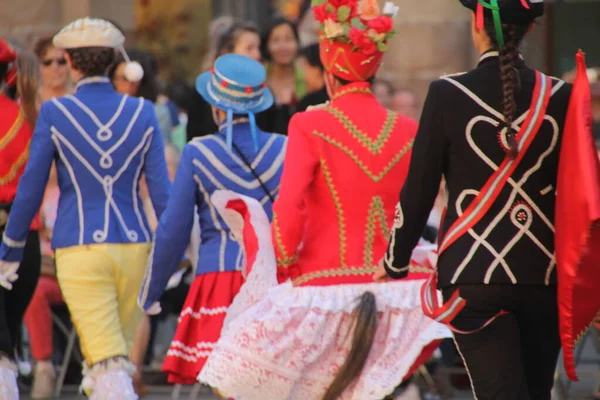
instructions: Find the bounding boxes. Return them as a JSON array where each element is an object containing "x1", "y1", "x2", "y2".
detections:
[
  {"x1": 0, "y1": 18, "x2": 170, "y2": 399},
  {"x1": 17, "y1": 37, "x2": 75, "y2": 399},
  {"x1": 34, "y1": 37, "x2": 72, "y2": 104},
  {"x1": 0, "y1": 37, "x2": 41, "y2": 399}
]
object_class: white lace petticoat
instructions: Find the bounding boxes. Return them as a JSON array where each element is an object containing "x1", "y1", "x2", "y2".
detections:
[
  {"x1": 198, "y1": 191, "x2": 452, "y2": 400},
  {"x1": 198, "y1": 279, "x2": 451, "y2": 400}
]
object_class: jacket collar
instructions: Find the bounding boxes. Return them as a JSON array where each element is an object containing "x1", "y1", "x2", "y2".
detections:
[
  {"x1": 477, "y1": 50, "x2": 526, "y2": 68},
  {"x1": 216, "y1": 119, "x2": 259, "y2": 145},
  {"x1": 75, "y1": 76, "x2": 115, "y2": 93},
  {"x1": 331, "y1": 81, "x2": 374, "y2": 102}
]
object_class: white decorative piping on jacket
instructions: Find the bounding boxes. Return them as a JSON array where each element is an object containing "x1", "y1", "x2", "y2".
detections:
[
  {"x1": 442, "y1": 76, "x2": 560, "y2": 284},
  {"x1": 50, "y1": 126, "x2": 154, "y2": 244}
]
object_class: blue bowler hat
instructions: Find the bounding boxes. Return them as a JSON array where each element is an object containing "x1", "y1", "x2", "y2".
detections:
[{"x1": 196, "y1": 54, "x2": 274, "y2": 151}]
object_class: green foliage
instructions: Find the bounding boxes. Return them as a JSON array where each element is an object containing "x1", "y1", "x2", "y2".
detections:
[
  {"x1": 337, "y1": 5, "x2": 351, "y2": 22},
  {"x1": 377, "y1": 42, "x2": 388, "y2": 51}
]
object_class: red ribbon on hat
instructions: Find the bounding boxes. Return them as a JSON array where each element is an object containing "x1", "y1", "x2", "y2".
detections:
[
  {"x1": 476, "y1": 2, "x2": 484, "y2": 29},
  {"x1": 0, "y1": 38, "x2": 18, "y2": 88},
  {"x1": 520, "y1": 0, "x2": 531, "y2": 9}
]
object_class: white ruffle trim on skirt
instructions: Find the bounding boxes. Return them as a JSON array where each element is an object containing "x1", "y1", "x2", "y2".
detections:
[
  {"x1": 199, "y1": 279, "x2": 450, "y2": 400},
  {"x1": 198, "y1": 190, "x2": 452, "y2": 400}
]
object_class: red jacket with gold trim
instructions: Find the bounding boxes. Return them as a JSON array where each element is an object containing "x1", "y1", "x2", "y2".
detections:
[
  {"x1": 272, "y1": 82, "x2": 417, "y2": 286},
  {"x1": 0, "y1": 95, "x2": 39, "y2": 230}
]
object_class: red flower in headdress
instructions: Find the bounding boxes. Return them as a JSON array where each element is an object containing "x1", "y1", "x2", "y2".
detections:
[
  {"x1": 359, "y1": 36, "x2": 377, "y2": 55},
  {"x1": 313, "y1": 4, "x2": 329, "y2": 22},
  {"x1": 330, "y1": 0, "x2": 357, "y2": 8},
  {"x1": 367, "y1": 15, "x2": 393, "y2": 34},
  {"x1": 329, "y1": 0, "x2": 346, "y2": 7},
  {"x1": 349, "y1": 27, "x2": 365, "y2": 47}
]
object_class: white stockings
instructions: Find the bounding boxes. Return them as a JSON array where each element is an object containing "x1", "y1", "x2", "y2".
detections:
[
  {"x1": 0, "y1": 357, "x2": 19, "y2": 400},
  {"x1": 81, "y1": 357, "x2": 138, "y2": 400}
]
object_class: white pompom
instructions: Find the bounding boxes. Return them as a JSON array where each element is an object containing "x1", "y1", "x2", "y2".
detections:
[{"x1": 124, "y1": 61, "x2": 144, "y2": 82}]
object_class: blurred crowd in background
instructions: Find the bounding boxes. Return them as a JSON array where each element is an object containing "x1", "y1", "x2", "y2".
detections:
[{"x1": 2, "y1": 0, "x2": 600, "y2": 398}]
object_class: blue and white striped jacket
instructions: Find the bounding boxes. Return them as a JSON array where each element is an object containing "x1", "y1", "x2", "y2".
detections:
[
  {"x1": 0, "y1": 76, "x2": 171, "y2": 262},
  {"x1": 138, "y1": 123, "x2": 286, "y2": 312}
]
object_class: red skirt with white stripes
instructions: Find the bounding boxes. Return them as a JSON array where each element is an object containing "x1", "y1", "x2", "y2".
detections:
[{"x1": 162, "y1": 271, "x2": 244, "y2": 384}]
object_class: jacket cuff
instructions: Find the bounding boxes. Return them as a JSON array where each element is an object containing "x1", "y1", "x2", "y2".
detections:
[{"x1": 0, "y1": 239, "x2": 25, "y2": 263}]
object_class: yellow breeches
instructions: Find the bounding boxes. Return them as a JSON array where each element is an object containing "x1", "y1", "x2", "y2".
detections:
[{"x1": 55, "y1": 243, "x2": 151, "y2": 366}]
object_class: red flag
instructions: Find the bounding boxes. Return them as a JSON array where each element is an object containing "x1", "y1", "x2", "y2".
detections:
[{"x1": 555, "y1": 50, "x2": 600, "y2": 381}]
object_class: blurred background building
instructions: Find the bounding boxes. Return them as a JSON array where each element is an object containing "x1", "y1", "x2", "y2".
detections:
[
  {"x1": 0, "y1": 1, "x2": 599, "y2": 398},
  {"x1": 1, "y1": 0, "x2": 598, "y2": 103}
]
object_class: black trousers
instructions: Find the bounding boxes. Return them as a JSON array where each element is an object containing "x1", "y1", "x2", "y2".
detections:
[
  {"x1": 0, "y1": 230, "x2": 41, "y2": 357},
  {"x1": 443, "y1": 285, "x2": 560, "y2": 400}
]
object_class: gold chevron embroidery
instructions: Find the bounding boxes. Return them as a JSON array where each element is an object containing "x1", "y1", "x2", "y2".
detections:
[
  {"x1": 0, "y1": 138, "x2": 31, "y2": 185},
  {"x1": 293, "y1": 266, "x2": 378, "y2": 286},
  {"x1": 332, "y1": 87, "x2": 372, "y2": 100},
  {"x1": 0, "y1": 108, "x2": 25, "y2": 151},
  {"x1": 312, "y1": 131, "x2": 414, "y2": 183},
  {"x1": 324, "y1": 106, "x2": 397, "y2": 154},
  {"x1": 364, "y1": 196, "x2": 390, "y2": 267},
  {"x1": 320, "y1": 157, "x2": 347, "y2": 268},
  {"x1": 272, "y1": 212, "x2": 298, "y2": 268}
]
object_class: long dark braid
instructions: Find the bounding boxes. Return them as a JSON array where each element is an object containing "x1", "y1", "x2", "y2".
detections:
[{"x1": 484, "y1": 20, "x2": 528, "y2": 158}]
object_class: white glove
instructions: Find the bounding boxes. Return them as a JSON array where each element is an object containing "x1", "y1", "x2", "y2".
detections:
[
  {"x1": 0, "y1": 261, "x2": 19, "y2": 290},
  {"x1": 145, "y1": 302, "x2": 162, "y2": 316}
]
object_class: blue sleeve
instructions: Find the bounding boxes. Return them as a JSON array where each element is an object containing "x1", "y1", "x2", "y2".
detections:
[
  {"x1": 384, "y1": 80, "x2": 447, "y2": 278},
  {"x1": 143, "y1": 102, "x2": 171, "y2": 220},
  {"x1": 167, "y1": 100, "x2": 180, "y2": 127},
  {"x1": 0, "y1": 104, "x2": 55, "y2": 262},
  {"x1": 138, "y1": 145, "x2": 198, "y2": 311}
]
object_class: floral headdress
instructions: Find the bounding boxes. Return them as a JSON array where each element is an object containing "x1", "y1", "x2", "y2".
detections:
[
  {"x1": 312, "y1": 0, "x2": 399, "y2": 81},
  {"x1": 312, "y1": 0, "x2": 399, "y2": 54}
]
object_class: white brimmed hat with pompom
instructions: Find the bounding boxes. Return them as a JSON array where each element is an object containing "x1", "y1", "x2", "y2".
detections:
[{"x1": 53, "y1": 17, "x2": 143, "y2": 82}]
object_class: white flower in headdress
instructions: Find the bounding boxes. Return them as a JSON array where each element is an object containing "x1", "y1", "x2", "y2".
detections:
[
  {"x1": 323, "y1": 19, "x2": 344, "y2": 39},
  {"x1": 382, "y1": 2, "x2": 400, "y2": 18}
]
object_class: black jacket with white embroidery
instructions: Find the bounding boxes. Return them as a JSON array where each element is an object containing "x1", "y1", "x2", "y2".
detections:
[{"x1": 384, "y1": 51, "x2": 572, "y2": 288}]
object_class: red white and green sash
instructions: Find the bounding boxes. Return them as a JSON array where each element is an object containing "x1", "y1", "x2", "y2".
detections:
[{"x1": 421, "y1": 71, "x2": 553, "y2": 333}]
